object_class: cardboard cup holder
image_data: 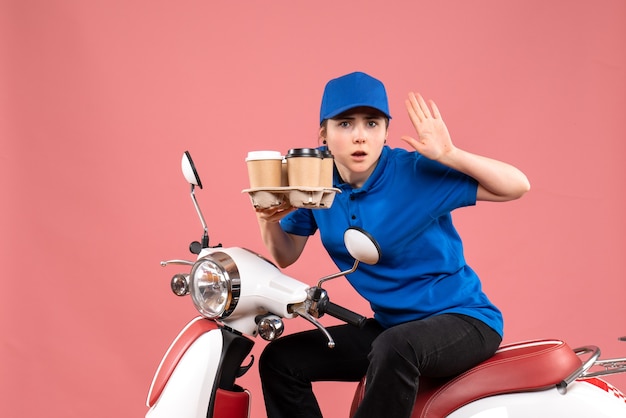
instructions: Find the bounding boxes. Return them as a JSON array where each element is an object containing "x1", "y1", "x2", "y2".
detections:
[{"x1": 242, "y1": 187, "x2": 340, "y2": 209}]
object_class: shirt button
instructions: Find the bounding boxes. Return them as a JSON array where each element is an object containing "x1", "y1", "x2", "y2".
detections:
[
  {"x1": 350, "y1": 195, "x2": 355, "y2": 200},
  {"x1": 351, "y1": 215, "x2": 356, "y2": 220}
]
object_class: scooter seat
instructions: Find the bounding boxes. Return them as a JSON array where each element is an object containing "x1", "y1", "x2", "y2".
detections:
[{"x1": 350, "y1": 339, "x2": 583, "y2": 418}]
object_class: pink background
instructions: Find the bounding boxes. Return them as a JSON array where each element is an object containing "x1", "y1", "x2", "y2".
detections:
[{"x1": 1, "y1": 1, "x2": 625, "y2": 417}]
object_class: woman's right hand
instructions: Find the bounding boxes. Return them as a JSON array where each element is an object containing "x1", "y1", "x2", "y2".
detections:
[{"x1": 255, "y1": 200, "x2": 296, "y2": 224}]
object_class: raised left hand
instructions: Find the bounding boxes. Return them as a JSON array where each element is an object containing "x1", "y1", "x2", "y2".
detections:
[{"x1": 401, "y1": 92, "x2": 455, "y2": 162}]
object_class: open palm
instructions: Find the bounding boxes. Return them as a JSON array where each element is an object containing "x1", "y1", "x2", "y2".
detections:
[{"x1": 401, "y1": 92, "x2": 455, "y2": 162}]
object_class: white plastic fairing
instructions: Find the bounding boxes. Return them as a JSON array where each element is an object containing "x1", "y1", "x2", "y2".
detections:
[
  {"x1": 146, "y1": 329, "x2": 224, "y2": 418},
  {"x1": 198, "y1": 246, "x2": 309, "y2": 336},
  {"x1": 447, "y1": 378, "x2": 626, "y2": 418}
]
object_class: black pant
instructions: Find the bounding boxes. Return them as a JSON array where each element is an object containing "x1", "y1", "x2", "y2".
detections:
[{"x1": 259, "y1": 314, "x2": 502, "y2": 418}]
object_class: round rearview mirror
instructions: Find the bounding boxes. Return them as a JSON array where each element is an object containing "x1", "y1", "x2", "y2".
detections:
[
  {"x1": 181, "y1": 151, "x2": 203, "y2": 189},
  {"x1": 343, "y1": 227, "x2": 381, "y2": 265}
]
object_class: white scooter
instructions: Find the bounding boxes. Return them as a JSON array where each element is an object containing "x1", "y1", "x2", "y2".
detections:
[{"x1": 146, "y1": 152, "x2": 626, "y2": 417}]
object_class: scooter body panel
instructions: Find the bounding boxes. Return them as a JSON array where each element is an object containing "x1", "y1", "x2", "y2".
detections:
[
  {"x1": 146, "y1": 319, "x2": 227, "y2": 418},
  {"x1": 448, "y1": 378, "x2": 626, "y2": 418},
  {"x1": 198, "y1": 246, "x2": 310, "y2": 336}
]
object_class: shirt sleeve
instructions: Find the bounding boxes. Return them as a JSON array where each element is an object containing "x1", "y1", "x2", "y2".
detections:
[
  {"x1": 280, "y1": 207, "x2": 318, "y2": 236},
  {"x1": 413, "y1": 154, "x2": 478, "y2": 216}
]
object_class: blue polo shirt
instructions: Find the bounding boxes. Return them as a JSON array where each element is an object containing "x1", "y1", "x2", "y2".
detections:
[{"x1": 281, "y1": 146, "x2": 503, "y2": 336}]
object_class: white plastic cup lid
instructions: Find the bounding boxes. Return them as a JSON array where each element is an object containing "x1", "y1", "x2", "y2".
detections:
[{"x1": 246, "y1": 150, "x2": 283, "y2": 161}]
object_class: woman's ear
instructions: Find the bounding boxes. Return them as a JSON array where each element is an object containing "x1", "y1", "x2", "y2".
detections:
[{"x1": 319, "y1": 126, "x2": 327, "y2": 145}]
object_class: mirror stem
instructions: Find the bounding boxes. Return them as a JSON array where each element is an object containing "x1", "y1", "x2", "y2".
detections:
[
  {"x1": 317, "y1": 260, "x2": 359, "y2": 288},
  {"x1": 190, "y1": 185, "x2": 209, "y2": 247}
]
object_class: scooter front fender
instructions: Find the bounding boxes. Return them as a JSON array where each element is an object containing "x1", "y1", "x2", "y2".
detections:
[{"x1": 146, "y1": 317, "x2": 250, "y2": 418}]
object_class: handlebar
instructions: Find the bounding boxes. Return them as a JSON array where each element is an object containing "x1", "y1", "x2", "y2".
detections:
[
  {"x1": 322, "y1": 301, "x2": 367, "y2": 328},
  {"x1": 309, "y1": 287, "x2": 366, "y2": 328}
]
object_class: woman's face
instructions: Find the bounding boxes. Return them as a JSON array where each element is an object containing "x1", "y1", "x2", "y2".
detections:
[{"x1": 321, "y1": 107, "x2": 388, "y2": 188}]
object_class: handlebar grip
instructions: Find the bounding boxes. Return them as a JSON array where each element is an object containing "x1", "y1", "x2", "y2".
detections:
[{"x1": 324, "y1": 301, "x2": 367, "y2": 328}]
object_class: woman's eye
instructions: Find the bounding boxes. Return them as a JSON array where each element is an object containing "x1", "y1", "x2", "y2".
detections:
[
  {"x1": 368, "y1": 121, "x2": 378, "y2": 127},
  {"x1": 339, "y1": 121, "x2": 350, "y2": 128}
]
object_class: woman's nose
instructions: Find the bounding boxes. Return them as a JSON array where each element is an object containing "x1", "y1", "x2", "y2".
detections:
[{"x1": 353, "y1": 127, "x2": 366, "y2": 143}]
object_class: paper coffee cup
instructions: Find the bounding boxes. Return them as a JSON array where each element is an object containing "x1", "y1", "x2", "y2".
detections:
[
  {"x1": 281, "y1": 158, "x2": 288, "y2": 186},
  {"x1": 320, "y1": 150, "x2": 334, "y2": 188},
  {"x1": 246, "y1": 151, "x2": 283, "y2": 188},
  {"x1": 285, "y1": 148, "x2": 322, "y2": 188}
]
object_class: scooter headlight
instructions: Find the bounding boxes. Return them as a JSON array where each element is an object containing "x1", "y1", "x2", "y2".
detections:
[{"x1": 189, "y1": 252, "x2": 240, "y2": 319}]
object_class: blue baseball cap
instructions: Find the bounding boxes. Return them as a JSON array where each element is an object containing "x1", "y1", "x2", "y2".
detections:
[{"x1": 319, "y1": 71, "x2": 391, "y2": 125}]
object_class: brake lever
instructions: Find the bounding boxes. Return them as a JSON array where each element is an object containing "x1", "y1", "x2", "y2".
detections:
[{"x1": 292, "y1": 304, "x2": 335, "y2": 349}]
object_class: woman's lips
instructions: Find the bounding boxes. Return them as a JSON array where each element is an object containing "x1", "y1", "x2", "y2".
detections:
[{"x1": 351, "y1": 150, "x2": 367, "y2": 161}]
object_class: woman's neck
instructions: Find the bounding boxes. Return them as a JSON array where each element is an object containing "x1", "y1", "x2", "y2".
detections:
[{"x1": 336, "y1": 162, "x2": 377, "y2": 189}]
